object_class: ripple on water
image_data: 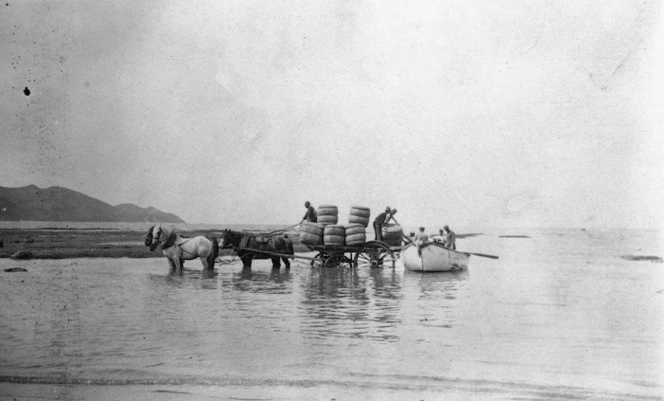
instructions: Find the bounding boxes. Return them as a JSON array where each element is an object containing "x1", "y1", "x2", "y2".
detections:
[{"x1": 1, "y1": 237, "x2": 663, "y2": 401}]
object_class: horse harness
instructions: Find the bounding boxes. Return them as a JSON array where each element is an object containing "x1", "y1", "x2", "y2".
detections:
[
  {"x1": 161, "y1": 232, "x2": 178, "y2": 249},
  {"x1": 161, "y1": 233, "x2": 200, "y2": 258},
  {"x1": 238, "y1": 235, "x2": 272, "y2": 252}
]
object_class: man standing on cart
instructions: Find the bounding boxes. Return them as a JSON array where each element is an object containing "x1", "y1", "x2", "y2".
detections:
[
  {"x1": 301, "y1": 201, "x2": 317, "y2": 223},
  {"x1": 373, "y1": 207, "x2": 397, "y2": 241}
]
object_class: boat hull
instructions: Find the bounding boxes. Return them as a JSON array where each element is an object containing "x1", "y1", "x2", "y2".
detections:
[{"x1": 400, "y1": 242, "x2": 469, "y2": 272}]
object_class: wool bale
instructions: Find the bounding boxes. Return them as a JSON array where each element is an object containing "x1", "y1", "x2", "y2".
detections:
[
  {"x1": 349, "y1": 206, "x2": 370, "y2": 227},
  {"x1": 323, "y1": 224, "x2": 345, "y2": 245},
  {"x1": 381, "y1": 224, "x2": 403, "y2": 247},
  {"x1": 317, "y1": 205, "x2": 339, "y2": 225},
  {"x1": 299, "y1": 222, "x2": 324, "y2": 245}
]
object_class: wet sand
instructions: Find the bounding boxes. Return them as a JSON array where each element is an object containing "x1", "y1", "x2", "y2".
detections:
[{"x1": 3, "y1": 377, "x2": 652, "y2": 401}]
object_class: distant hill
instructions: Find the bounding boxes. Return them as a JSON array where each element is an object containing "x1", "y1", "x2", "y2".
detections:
[{"x1": 0, "y1": 185, "x2": 185, "y2": 223}]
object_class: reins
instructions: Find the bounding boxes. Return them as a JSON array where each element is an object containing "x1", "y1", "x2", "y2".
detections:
[{"x1": 236, "y1": 223, "x2": 301, "y2": 238}]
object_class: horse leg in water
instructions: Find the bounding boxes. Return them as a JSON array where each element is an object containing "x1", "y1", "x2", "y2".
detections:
[
  {"x1": 201, "y1": 252, "x2": 215, "y2": 271},
  {"x1": 282, "y1": 256, "x2": 291, "y2": 269},
  {"x1": 271, "y1": 257, "x2": 281, "y2": 269},
  {"x1": 172, "y1": 257, "x2": 184, "y2": 275},
  {"x1": 167, "y1": 258, "x2": 177, "y2": 274},
  {"x1": 239, "y1": 252, "x2": 253, "y2": 269}
]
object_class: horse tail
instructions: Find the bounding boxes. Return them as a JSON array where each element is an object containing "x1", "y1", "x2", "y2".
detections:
[
  {"x1": 205, "y1": 236, "x2": 219, "y2": 270},
  {"x1": 212, "y1": 237, "x2": 219, "y2": 260}
]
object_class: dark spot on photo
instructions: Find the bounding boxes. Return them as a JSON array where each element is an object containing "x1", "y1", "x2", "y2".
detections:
[{"x1": 23, "y1": 87, "x2": 30, "y2": 96}]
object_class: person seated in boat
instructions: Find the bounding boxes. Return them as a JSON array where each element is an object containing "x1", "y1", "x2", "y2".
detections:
[
  {"x1": 301, "y1": 201, "x2": 317, "y2": 223},
  {"x1": 432, "y1": 229, "x2": 445, "y2": 243},
  {"x1": 442, "y1": 225, "x2": 456, "y2": 250},
  {"x1": 414, "y1": 227, "x2": 429, "y2": 256},
  {"x1": 373, "y1": 207, "x2": 397, "y2": 241}
]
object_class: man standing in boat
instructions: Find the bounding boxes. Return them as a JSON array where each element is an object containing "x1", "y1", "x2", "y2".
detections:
[
  {"x1": 373, "y1": 207, "x2": 396, "y2": 241},
  {"x1": 442, "y1": 225, "x2": 456, "y2": 250},
  {"x1": 301, "y1": 201, "x2": 317, "y2": 223}
]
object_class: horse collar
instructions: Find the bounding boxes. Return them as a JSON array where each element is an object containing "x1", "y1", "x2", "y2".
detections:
[{"x1": 161, "y1": 232, "x2": 178, "y2": 249}]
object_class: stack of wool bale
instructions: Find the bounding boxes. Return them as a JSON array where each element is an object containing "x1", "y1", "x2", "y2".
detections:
[
  {"x1": 300, "y1": 205, "x2": 375, "y2": 247},
  {"x1": 345, "y1": 205, "x2": 370, "y2": 246},
  {"x1": 316, "y1": 205, "x2": 342, "y2": 246}
]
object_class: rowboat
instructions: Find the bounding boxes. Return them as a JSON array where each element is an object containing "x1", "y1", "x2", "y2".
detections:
[{"x1": 400, "y1": 242, "x2": 469, "y2": 272}]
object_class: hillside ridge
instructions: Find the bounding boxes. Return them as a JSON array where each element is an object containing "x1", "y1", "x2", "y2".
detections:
[{"x1": 0, "y1": 185, "x2": 185, "y2": 223}]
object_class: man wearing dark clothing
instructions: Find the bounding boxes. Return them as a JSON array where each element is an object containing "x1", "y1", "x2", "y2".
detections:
[
  {"x1": 301, "y1": 201, "x2": 317, "y2": 223},
  {"x1": 442, "y1": 225, "x2": 456, "y2": 250},
  {"x1": 373, "y1": 207, "x2": 396, "y2": 241}
]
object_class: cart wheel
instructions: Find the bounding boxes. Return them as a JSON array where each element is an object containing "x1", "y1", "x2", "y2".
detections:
[
  {"x1": 324, "y1": 254, "x2": 353, "y2": 268},
  {"x1": 311, "y1": 252, "x2": 325, "y2": 268},
  {"x1": 354, "y1": 241, "x2": 396, "y2": 269}
]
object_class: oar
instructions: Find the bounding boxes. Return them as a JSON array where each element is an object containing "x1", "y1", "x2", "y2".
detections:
[{"x1": 462, "y1": 252, "x2": 499, "y2": 259}]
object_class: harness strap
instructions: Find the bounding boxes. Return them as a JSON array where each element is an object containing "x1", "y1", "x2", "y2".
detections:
[
  {"x1": 177, "y1": 237, "x2": 214, "y2": 258},
  {"x1": 161, "y1": 232, "x2": 178, "y2": 249},
  {"x1": 239, "y1": 235, "x2": 250, "y2": 251}
]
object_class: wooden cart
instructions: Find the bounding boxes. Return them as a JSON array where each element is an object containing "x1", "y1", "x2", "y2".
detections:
[{"x1": 305, "y1": 240, "x2": 401, "y2": 268}]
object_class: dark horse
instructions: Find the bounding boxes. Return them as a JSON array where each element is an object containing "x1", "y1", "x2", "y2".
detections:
[{"x1": 219, "y1": 229, "x2": 293, "y2": 269}]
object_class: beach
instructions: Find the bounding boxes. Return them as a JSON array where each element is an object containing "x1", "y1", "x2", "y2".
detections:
[{"x1": 0, "y1": 225, "x2": 662, "y2": 400}]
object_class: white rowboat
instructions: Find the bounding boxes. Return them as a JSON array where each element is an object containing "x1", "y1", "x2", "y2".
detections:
[{"x1": 400, "y1": 242, "x2": 469, "y2": 272}]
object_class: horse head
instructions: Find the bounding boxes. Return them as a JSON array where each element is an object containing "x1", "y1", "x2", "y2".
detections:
[
  {"x1": 144, "y1": 225, "x2": 155, "y2": 248},
  {"x1": 219, "y1": 229, "x2": 236, "y2": 249},
  {"x1": 148, "y1": 224, "x2": 169, "y2": 252}
]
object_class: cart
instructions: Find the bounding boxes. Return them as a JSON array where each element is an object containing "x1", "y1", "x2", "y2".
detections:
[{"x1": 306, "y1": 240, "x2": 401, "y2": 268}]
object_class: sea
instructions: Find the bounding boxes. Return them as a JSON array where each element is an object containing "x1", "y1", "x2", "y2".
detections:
[{"x1": 0, "y1": 224, "x2": 662, "y2": 400}]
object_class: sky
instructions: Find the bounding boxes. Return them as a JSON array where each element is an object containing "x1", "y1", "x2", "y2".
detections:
[{"x1": 1, "y1": 0, "x2": 663, "y2": 229}]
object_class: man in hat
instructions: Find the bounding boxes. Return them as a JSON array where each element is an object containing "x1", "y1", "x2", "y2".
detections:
[
  {"x1": 373, "y1": 206, "x2": 396, "y2": 241},
  {"x1": 301, "y1": 201, "x2": 317, "y2": 223},
  {"x1": 442, "y1": 225, "x2": 456, "y2": 250}
]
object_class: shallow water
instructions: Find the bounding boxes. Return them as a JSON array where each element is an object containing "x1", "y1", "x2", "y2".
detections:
[{"x1": 0, "y1": 228, "x2": 662, "y2": 400}]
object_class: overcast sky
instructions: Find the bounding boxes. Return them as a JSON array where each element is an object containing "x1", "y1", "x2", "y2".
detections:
[{"x1": 1, "y1": 1, "x2": 662, "y2": 229}]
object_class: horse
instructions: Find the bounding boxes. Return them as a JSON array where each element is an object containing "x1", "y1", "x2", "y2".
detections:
[
  {"x1": 218, "y1": 229, "x2": 293, "y2": 269},
  {"x1": 144, "y1": 224, "x2": 219, "y2": 275}
]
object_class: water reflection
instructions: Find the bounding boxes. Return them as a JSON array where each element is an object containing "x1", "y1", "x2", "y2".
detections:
[
  {"x1": 406, "y1": 270, "x2": 469, "y2": 329},
  {"x1": 412, "y1": 270, "x2": 469, "y2": 300},
  {"x1": 229, "y1": 267, "x2": 292, "y2": 294},
  {"x1": 368, "y1": 268, "x2": 403, "y2": 300},
  {"x1": 298, "y1": 267, "x2": 404, "y2": 342}
]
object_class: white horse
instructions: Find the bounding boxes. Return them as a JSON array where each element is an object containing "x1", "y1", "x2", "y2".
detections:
[{"x1": 145, "y1": 224, "x2": 218, "y2": 275}]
